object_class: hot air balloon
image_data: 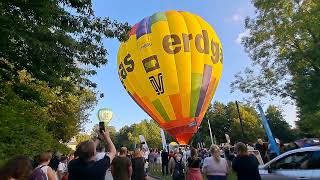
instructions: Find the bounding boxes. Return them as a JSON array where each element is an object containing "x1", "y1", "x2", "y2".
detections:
[
  {"x1": 97, "y1": 108, "x2": 113, "y2": 124},
  {"x1": 117, "y1": 10, "x2": 223, "y2": 144}
]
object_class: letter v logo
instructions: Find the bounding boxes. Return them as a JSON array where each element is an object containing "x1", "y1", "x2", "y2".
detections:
[{"x1": 149, "y1": 73, "x2": 165, "y2": 95}]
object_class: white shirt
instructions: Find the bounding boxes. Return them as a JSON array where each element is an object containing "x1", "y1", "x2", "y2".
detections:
[
  {"x1": 39, "y1": 165, "x2": 49, "y2": 179},
  {"x1": 186, "y1": 150, "x2": 191, "y2": 159},
  {"x1": 37, "y1": 165, "x2": 58, "y2": 180},
  {"x1": 96, "y1": 152, "x2": 106, "y2": 161},
  {"x1": 57, "y1": 162, "x2": 67, "y2": 173}
]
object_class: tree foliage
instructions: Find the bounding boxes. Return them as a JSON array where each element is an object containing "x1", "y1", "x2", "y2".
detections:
[
  {"x1": 111, "y1": 120, "x2": 163, "y2": 150},
  {"x1": 91, "y1": 124, "x2": 117, "y2": 141},
  {"x1": 87, "y1": 120, "x2": 169, "y2": 151},
  {"x1": 75, "y1": 133, "x2": 91, "y2": 145},
  {"x1": 82, "y1": 103, "x2": 297, "y2": 151},
  {"x1": 265, "y1": 105, "x2": 297, "y2": 142},
  {"x1": 0, "y1": 73, "x2": 72, "y2": 161},
  {"x1": 0, "y1": 0, "x2": 130, "y2": 161},
  {"x1": 0, "y1": 0, "x2": 129, "y2": 89},
  {"x1": 192, "y1": 101, "x2": 265, "y2": 146},
  {"x1": 231, "y1": 0, "x2": 320, "y2": 136}
]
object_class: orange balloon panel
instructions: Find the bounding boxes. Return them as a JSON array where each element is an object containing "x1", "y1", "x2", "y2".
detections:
[{"x1": 117, "y1": 11, "x2": 223, "y2": 144}]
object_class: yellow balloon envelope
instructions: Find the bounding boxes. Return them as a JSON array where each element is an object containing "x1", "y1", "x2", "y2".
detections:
[{"x1": 117, "y1": 10, "x2": 223, "y2": 144}]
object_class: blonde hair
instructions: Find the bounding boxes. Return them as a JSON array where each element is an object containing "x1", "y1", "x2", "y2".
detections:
[
  {"x1": 120, "y1": 147, "x2": 128, "y2": 155},
  {"x1": 39, "y1": 151, "x2": 52, "y2": 163},
  {"x1": 210, "y1": 145, "x2": 221, "y2": 162}
]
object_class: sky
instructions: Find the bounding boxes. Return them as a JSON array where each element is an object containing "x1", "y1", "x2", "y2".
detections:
[{"x1": 85, "y1": 0, "x2": 297, "y2": 132}]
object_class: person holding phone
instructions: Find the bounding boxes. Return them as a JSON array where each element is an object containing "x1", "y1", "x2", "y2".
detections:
[{"x1": 68, "y1": 124, "x2": 116, "y2": 180}]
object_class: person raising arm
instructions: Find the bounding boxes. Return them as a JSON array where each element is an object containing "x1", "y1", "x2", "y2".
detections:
[
  {"x1": 68, "y1": 128, "x2": 116, "y2": 180},
  {"x1": 100, "y1": 129, "x2": 116, "y2": 162}
]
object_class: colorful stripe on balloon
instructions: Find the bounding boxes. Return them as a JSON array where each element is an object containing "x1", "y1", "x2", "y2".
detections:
[
  {"x1": 139, "y1": 64, "x2": 214, "y2": 122},
  {"x1": 136, "y1": 17, "x2": 151, "y2": 39},
  {"x1": 195, "y1": 65, "x2": 212, "y2": 116}
]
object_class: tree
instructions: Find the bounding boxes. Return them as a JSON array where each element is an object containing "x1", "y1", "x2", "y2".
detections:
[
  {"x1": 115, "y1": 125, "x2": 134, "y2": 150},
  {"x1": 91, "y1": 124, "x2": 116, "y2": 141},
  {"x1": 0, "y1": 62, "x2": 97, "y2": 142},
  {"x1": 0, "y1": 0, "x2": 130, "y2": 138},
  {"x1": 227, "y1": 102, "x2": 265, "y2": 143},
  {"x1": 0, "y1": 0, "x2": 130, "y2": 160},
  {"x1": 0, "y1": 72, "x2": 73, "y2": 161},
  {"x1": 192, "y1": 103, "x2": 230, "y2": 146},
  {"x1": 75, "y1": 133, "x2": 91, "y2": 145},
  {"x1": 265, "y1": 105, "x2": 297, "y2": 142},
  {"x1": 110, "y1": 120, "x2": 163, "y2": 150},
  {"x1": 231, "y1": 0, "x2": 320, "y2": 136},
  {"x1": 192, "y1": 101, "x2": 264, "y2": 147},
  {"x1": 125, "y1": 120, "x2": 162, "y2": 150},
  {"x1": 0, "y1": 0, "x2": 129, "y2": 89}
]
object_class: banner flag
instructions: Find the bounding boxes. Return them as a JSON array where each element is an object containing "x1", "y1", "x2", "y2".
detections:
[
  {"x1": 225, "y1": 134, "x2": 230, "y2": 144},
  {"x1": 257, "y1": 104, "x2": 280, "y2": 156},
  {"x1": 160, "y1": 129, "x2": 167, "y2": 150},
  {"x1": 139, "y1": 135, "x2": 150, "y2": 153}
]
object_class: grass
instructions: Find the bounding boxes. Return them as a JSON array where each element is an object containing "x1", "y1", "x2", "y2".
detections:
[{"x1": 149, "y1": 164, "x2": 237, "y2": 180}]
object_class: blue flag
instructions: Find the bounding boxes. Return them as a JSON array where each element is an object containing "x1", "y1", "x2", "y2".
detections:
[{"x1": 257, "y1": 104, "x2": 280, "y2": 156}]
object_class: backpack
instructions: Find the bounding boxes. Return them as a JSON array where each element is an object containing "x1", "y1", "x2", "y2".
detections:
[
  {"x1": 172, "y1": 157, "x2": 184, "y2": 180},
  {"x1": 28, "y1": 165, "x2": 47, "y2": 180}
]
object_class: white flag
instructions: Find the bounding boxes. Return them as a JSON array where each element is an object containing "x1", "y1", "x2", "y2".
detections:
[
  {"x1": 160, "y1": 129, "x2": 167, "y2": 150},
  {"x1": 139, "y1": 135, "x2": 149, "y2": 152},
  {"x1": 225, "y1": 134, "x2": 231, "y2": 144}
]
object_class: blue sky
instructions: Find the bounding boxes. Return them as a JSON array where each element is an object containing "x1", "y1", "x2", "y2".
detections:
[{"x1": 85, "y1": 0, "x2": 297, "y2": 132}]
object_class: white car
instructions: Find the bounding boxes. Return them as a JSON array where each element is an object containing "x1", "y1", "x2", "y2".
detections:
[{"x1": 259, "y1": 146, "x2": 320, "y2": 180}]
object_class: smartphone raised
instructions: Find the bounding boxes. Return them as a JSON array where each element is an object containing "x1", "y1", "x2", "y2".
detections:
[{"x1": 99, "y1": 121, "x2": 105, "y2": 133}]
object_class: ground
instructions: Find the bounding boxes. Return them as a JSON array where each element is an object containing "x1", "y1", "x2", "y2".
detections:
[
  {"x1": 148, "y1": 166, "x2": 237, "y2": 180},
  {"x1": 105, "y1": 171, "x2": 158, "y2": 180},
  {"x1": 105, "y1": 165, "x2": 236, "y2": 180}
]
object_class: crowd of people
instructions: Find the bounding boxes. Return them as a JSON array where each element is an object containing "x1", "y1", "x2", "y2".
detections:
[
  {"x1": 0, "y1": 128, "x2": 297, "y2": 180},
  {"x1": 0, "y1": 129, "x2": 156, "y2": 180},
  {"x1": 154, "y1": 142, "x2": 261, "y2": 180}
]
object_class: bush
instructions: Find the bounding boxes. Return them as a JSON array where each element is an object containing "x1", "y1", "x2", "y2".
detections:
[{"x1": 0, "y1": 103, "x2": 71, "y2": 162}]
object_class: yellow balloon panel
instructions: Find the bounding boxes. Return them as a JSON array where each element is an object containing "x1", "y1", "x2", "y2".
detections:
[{"x1": 117, "y1": 11, "x2": 223, "y2": 144}]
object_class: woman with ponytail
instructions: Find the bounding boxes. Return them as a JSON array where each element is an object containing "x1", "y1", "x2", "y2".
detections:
[
  {"x1": 186, "y1": 148, "x2": 202, "y2": 180},
  {"x1": 202, "y1": 145, "x2": 228, "y2": 180}
]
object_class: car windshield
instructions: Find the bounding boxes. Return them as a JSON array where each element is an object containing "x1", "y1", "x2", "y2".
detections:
[{"x1": 271, "y1": 151, "x2": 310, "y2": 169}]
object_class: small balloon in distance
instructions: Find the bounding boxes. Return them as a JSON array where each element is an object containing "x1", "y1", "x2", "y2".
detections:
[{"x1": 97, "y1": 108, "x2": 113, "y2": 124}]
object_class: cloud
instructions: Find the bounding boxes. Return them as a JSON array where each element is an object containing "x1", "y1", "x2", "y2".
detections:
[
  {"x1": 231, "y1": 14, "x2": 243, "y2": 23},
  {"x1": 235, "y1": 29, "x2": 250, "y2": 44}
]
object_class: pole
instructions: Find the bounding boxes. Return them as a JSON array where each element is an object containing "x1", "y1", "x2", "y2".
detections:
[
  {"x1": 207, "y1": 119, "x2": 214, "y2": 145},
  {"x1": 235, "y1": 101, "x2": 245, "y2": 141}
]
